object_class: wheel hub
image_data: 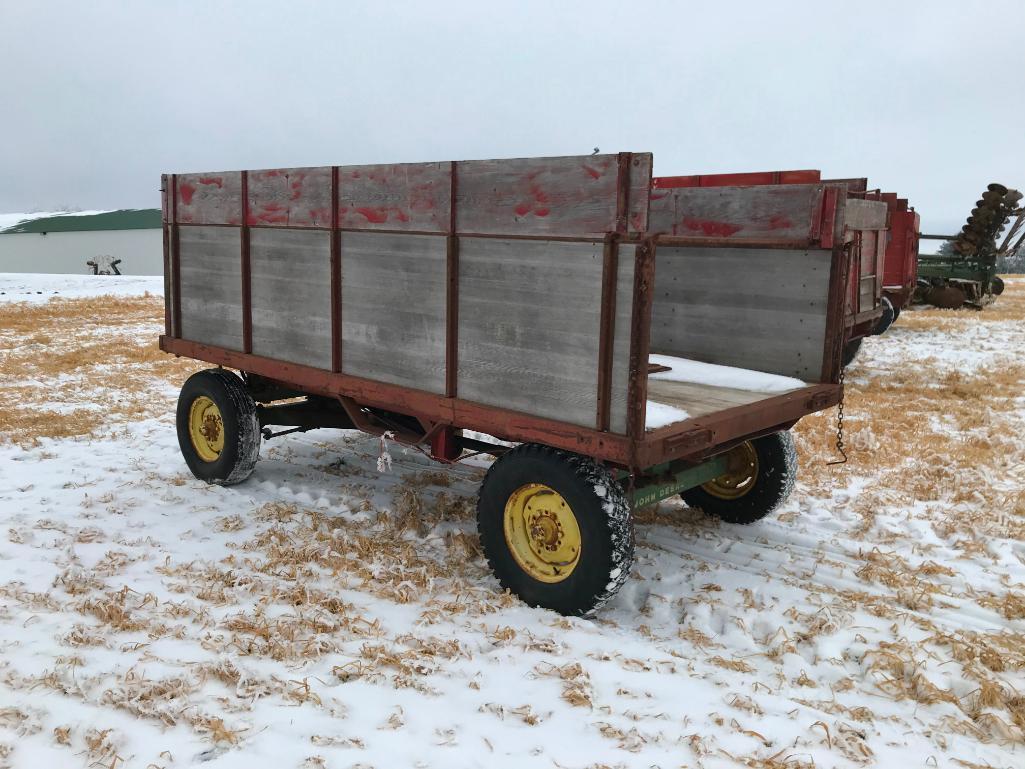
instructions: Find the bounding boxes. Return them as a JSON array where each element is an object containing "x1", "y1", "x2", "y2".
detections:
[
  {"x1": 503, "y1": 483, "x2": 581, "y2": 583},
  {"x1": 188, "y1": 396, "x2": 224, "y2": 462},
  {"x1": 702, "y1": 441, "x2": 759, "y2": 500}
]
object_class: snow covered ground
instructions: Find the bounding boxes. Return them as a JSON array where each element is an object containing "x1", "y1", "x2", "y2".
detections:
[
  {"x1": 0, "y1": 273, "x2": 163, "y2": 302},
  {"x1": 0, "y1": 275, "x2": 1023, "y2": 768}
]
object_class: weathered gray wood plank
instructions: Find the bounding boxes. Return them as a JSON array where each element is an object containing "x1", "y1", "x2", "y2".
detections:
[
  {"x1": 456, "y1": 154, "x2": 652, "y2": 237},
  {"x1": 648, "y1": 184, "x2": 823, "y2": 240},
  {"x1": 178, "y1": 226, "x2": 243, "y2": 350},
  {"x1": 250, "y1": 229, "x2": 332, "y2": 369},
  {"x1": 248, "y1": 167, "x2": 333, "y2": 227},
  {"x1": 341, "y1": 231, "x2": 447, "y2": 393},
  {"x1": 458, "y1": 238, "x2": 605, "y2": 427},
  {"x1": 646, "y1": 379, "x2": 791, "y2": 420},
  {"x1": 176, "y1": 172, "x2": 243, "y2": 226},
  {"x1": 650, "y1": 246, "x2": 831, "y2": 381},
  {"x1": 339, "y1": 162, "x2": 451, "y2": 232}
]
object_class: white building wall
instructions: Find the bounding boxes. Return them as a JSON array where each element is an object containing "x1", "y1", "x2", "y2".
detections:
[{"x1": 0, "y1": 229, "x2": 163, "y2": 275}]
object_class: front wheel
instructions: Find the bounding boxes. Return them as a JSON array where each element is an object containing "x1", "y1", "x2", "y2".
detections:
[
  {"x1": 476, "y1": 444, "x2": 634, "y2": 616},
  {"x1": 682, "y1": 431, "x2": 797, "y2": 524},
  {"x1": 176, "y1": 369, "x2": 261, "y2": 485},
  {"x1": 992, "y1": 276, "x2": 1005, "y2": 296}
]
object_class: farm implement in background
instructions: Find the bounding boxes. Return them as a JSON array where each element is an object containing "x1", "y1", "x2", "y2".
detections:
[{"x1": 917, "y1": 183, "x2": 1024, "y2": 309}]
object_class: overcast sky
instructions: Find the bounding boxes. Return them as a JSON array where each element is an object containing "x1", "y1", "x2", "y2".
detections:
[{"x1": 2, "y1": 0, "x2": 1023, "y2": 235}]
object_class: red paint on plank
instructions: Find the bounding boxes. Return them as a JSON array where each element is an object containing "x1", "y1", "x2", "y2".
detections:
[
  {"x1": 582, "y1": 164, "x2": 602, "y2": 180},
  {"x1": 681, "y1": 217, "x2": 743, "y2": 237},
  {"x1": 356, "y1": 207, "x2": 389, "y2": 224},
  {"x1": 535, "y1": 207, "x2": 550, "y2": 217},
  {"x1": 768, "y1": 215, "x2": 792, "y2": 230},
  {"x1": 514, "y1": 203, "x2": 531, "y2": 217},
  {"x1": 198, "y1": 176, "x2": 223, "y2": 188},
  {"x1": 395, "y1": 209, "x2": 410, "y2": 223},
  {"x1": 179, "y1": 182, "x2": 196, "y2": 205}
]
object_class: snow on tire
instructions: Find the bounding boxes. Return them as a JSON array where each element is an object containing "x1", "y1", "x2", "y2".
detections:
[
  {"x1": 681, "y1": 430, "x2": 797, "y2": 525},
  {"x1": 176, "y1": 368, "x2": 261, "y2": 486},
  {"x1": 476, "y1": 443, "x2": 634, "y2": 617}
]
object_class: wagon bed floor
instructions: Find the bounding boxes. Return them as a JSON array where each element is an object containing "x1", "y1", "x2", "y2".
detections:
[{"x1": 645, "y1": 353, "x2": 807, "y2": 429}]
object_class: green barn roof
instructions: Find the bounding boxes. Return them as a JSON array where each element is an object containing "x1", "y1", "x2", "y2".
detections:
[{"x1": 1, "y1": 209, "x2": 161, "y2": 234}]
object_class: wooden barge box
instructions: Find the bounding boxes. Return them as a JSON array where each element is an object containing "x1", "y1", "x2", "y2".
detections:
[{"x1": 161, "y1": 152, "x2": 887, "y2": 615}]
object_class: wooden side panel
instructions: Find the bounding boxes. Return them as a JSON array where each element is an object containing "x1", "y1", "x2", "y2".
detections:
[
  {"x1": 338, "y1": 162, "x2": 451, "y2": 232},
  {"x1": 247, "y1": 167, "x2": 333, "y2": 227},
  {"x1": 250, "y1": 229, "x2": 332, "y2": 369},
  {"x1": 457, "y1": 238, "x2": 604, "y2": 427},
  {"x1": 176, "y1": 172, "x2": 243, "y2": 225},
  {"x1": 178, "y1": 226, "x2": 243, "y2": 350},
  {"x1": 341, "y1": 231, "x2": 447, "y2": 393},
  {"x1": 456, "y1": 153, "x2": 652, "y2": 236},
  {"x1": 844, "y1": 199, "x2": 888, "y2": 231},
  {"x1": 650, "y1": 246, "x2": 831, "y2": 382},
  {"x1": 608, "y1": 245, "x2": 637, "y2": 434},
  {"x1": 648, "y1": 184, "x2": 824, "y2": 241}
]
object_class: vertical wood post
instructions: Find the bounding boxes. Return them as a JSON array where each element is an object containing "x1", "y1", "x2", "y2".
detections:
[
  {"x1": 240, "y1": 171, "x2": 253, "y2": 353},
  {"x1": 330, "y1": 166, "x2": 342, "y2": 372},
  {"x1": 625, "y1": 240, "x2": 655, "y2": 446},
  {"x1": 171, "y1": 173, "x2": 182, "y2": 338},
  {"x1": 445, "y1": 160, "x2": 459, "y2": 399},
  {"x1": 161, "y1": 174, "x2": 171, "y2": 336}
]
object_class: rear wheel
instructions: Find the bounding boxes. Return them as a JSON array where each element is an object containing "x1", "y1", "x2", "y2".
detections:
[
  {"x1": 477, "y1": 444, "x2": 633, "y2": 616},
  {"x1": 873, "y1": 296, "x2": 896, "y2": 335},
  {"x1": 681, "y1": 431, "x2": 796, "y2": 524},
  {"x1": 842, "y1": 337, "x2": 863, "y2": 368},
  {"x1": 176, "y1": 369, "x2": 261, "y2": 485},
  {"x1": 992, "y1": 275, "x2": 1005, "y2": 296}
]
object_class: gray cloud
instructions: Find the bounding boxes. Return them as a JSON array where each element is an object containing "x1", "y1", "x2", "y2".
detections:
[{"x1": 2, "y1": 0, "x2": 1022, "y2": 236}]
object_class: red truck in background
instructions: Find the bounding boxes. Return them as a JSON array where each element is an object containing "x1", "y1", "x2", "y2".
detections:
[{"x1": 651, "y1": 170, "x2": 920, "y2": 366}]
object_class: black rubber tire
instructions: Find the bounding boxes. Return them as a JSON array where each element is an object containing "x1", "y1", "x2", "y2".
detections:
[
  {"x1": 873, "y1": 296, "x2": 896, "y2": 336},
  {"x1": 176, "y1": 369, "x2": 261, "y2": 485},
  {"x1": 842, "y1": 337, "x2": 864, "y2": 368},
  {"x1": 928, "y1": 284, "x2": 967, "y2": 309},
  {"x1": 992, "y1": 275, "x2": 1005, "y2": 296},
  {"x1": 681, "y1": 431, "x2": 797, "y2": 525},
  {"x1": 476, "y1": 444, "x2": 633, "y2": 616},
  {"x1": 892, "y1": 305, "x2": 901, "y2": 322}
]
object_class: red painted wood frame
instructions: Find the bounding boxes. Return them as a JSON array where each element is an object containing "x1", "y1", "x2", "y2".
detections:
[{"x1": 160, "y1": 174, "x2": 846, "y2": 471}]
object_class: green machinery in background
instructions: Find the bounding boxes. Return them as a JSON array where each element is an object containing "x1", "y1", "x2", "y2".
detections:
[{"x1": 917, "y1": 184, "x2": 1024, "y2": 308}]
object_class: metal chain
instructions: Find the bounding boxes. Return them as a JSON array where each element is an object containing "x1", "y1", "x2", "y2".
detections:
[
  {"x1": 828, "y1": 242, "x2": 852, "y2": 466},
  {"x1": 827, "y1": 361, "x2": 848, "y2": 465}
]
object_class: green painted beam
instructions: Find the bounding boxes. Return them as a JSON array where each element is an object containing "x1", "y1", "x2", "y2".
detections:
[{"x1": 627, "y1": 454, "x2": 729, "y2": 509}]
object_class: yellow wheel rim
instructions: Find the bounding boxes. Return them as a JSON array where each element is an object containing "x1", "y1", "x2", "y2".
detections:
[
  {"x1": 702, "y1": 441, "x2": 759, "y2": 500},
  {"x1": 503, "y1": 483, "x2": 582, "y2": 583},
  {"x1": 188, "y1": 395, "x2": 224, "y2": 462}
]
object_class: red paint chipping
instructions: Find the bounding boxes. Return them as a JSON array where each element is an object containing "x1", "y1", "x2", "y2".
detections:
[
  {"x1": 514, "y1": 203, "x2": 531, "y2": 217},
  {"x1": 290, "y1": 180, "x2": 303, "y2": 201},
  {"x1": 356, "y1": 207, "x2": 389, "y2": 224},
  {"x1": 582, "y1": 164, "x2": 602, "y2": 180},
  {"x1": 535, "y1": 207, "x2": 550, "y2": 217},
  {"x1": 681, "y1": 217, "x2": 743, "y2": 237},
  {"x1": 198, "y1": 176, "x2": 223, "y2": 188},
  {"x1": 395, "y1": 209, "x2": 410, "y2": 223},
  {"x1": 768, "y1": 215, "x2": 792, "y2": 230},
  {"x1": 179, "y1": 182, "x2": 196, "y2": 206}
]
